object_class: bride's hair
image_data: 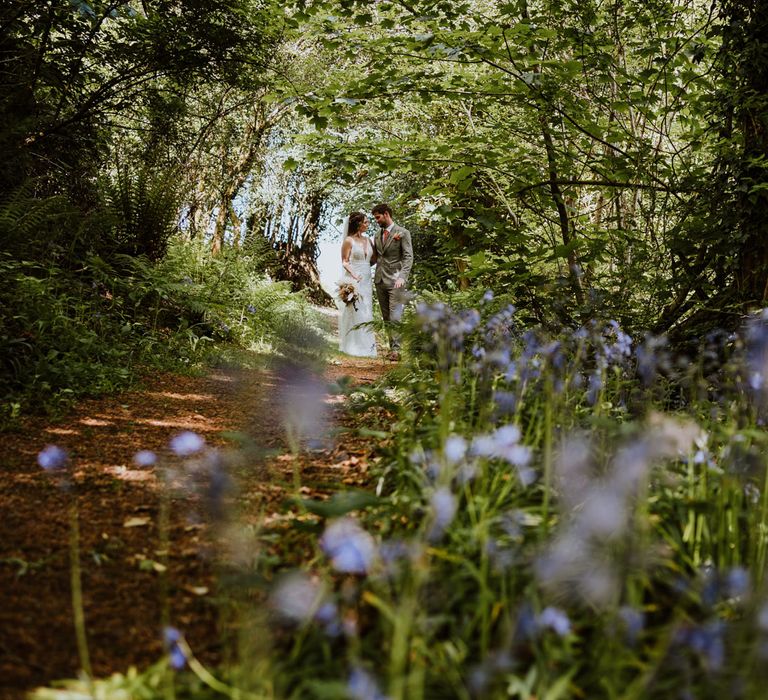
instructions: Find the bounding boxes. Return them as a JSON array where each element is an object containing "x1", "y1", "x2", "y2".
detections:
[{"x1": 347, "y1": 211, "x2": 366, "y2": 235}]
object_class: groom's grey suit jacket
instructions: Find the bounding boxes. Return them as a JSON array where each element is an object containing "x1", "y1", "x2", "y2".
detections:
[{"x1": 373, "y1": 223, "x2": 413, "y2": 289}]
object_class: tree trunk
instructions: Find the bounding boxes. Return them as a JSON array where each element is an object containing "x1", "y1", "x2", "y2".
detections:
[
  {"x1": 540, "y1": 115, "x2": 585, "y2": 306},
  {"x1": 732, "y1": 0, "x2": 768, "y2": 305}
]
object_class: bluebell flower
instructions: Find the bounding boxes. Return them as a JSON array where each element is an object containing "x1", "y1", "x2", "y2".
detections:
[
  {"x1": 456, "y1": 461, "x2": 478, "y2": 485},
  {"x1": 271, "y1": 572, "x2": 324, "y2": 623},
  {"x1": 700, "y1": 565, "x2": 719, "y2": 608},
  {"x1": 347, "y1": 667, "x2": 388, "y2": 700},
  {"x1": 320, "y1": 518, "x2": 377, "y2": 575},
  {"x1": 470, "y1": 426, "x2": 532, "y2": 480},
  {"x1": 37, "y1": 445, "x2": 68, "y2": 471},
  {"x1": 429, "y1": 487, "x2": 457, "y2": 538},
  {"x1": 537, "y1": 606, "x2": 571, "y2": 637},
  {"x1": 677, "y1": 621, "x2": 725, "y2": 671},
  {"x1": 618, "y1": 606, "x2": 645, "y2": 645},
  {"x1": 514, "y1": 603, "x2": 538, "y2": 642},
  {"x1": 169, "y1": 431, "x2": 205, "y2": 457},
  {"x1": 502, "y1": 361, "x2": 518, "y2": 383},
  {"x1": 133, "y1": 450, "x2": 157, "y2": 467},
  {"x1": 408, "y1": 449, "x2": 425, "y2": 465},
  {"x1": 482, "y1": 290, "x2": 494, "y2": 303},
  {"x1": 493, "y1": 390, "x2": 517, "y2": 415},
  {"x1": 163, "y1": 627, "x2": 187, "y2": 670},
  {"x1": 470, "y1": 434, "x2": 497, "y2": 458},
  {"x1": 246, "y1": 304, "x2": 257, "y2": 314},
  {"x1": 725, "y1": 567, "x2": 750, "y2": 599},
  {"x1": 443, "y1": 435, "x2": 467, "y2": 464},
  {"x1": 424, "y1": 455, "x2": 441, "y2": 481},
  {"x1": 586, "y1": 370, "x2": 602, "y2": 405},
  {"x1": 495, "y1": 424, "x2": 521, "y2": 445},
  {"x1": 415, "y1": 301, "x2": 447, "y2": 325},
  {"x1": 471, "y1": 344, "x2": 486, "y2": 361},
  {"x1": 314, "y1": 602, "x2": 341, "y2": 637},
  {"x1": 574, "y1": 326, "x2": 589, "y2": 342},
  {"x1": 485, "y1": 349, "x2": 512, "y2": 370},
  {"x1": 605, "y1": 321, "x2": 632, "y2": 362}
]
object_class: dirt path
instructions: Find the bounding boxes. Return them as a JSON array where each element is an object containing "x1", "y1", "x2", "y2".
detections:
[{"x1": 0, "y1": 350, "x2": 388, "y2": 698}]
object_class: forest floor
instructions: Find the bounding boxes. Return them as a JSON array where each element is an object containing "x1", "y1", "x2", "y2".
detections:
[{"x1": 0, "y1": 327, "x2": 390, "y2": 698}]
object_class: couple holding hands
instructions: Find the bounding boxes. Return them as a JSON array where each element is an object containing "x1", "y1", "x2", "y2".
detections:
[{"x1": 338, "y1": 203, "x2": 413, "y2": 360}]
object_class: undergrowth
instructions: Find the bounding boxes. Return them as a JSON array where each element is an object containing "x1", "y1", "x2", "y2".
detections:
[{"x1": 1, "y1": 238, "x2": 327, "y2": 426}]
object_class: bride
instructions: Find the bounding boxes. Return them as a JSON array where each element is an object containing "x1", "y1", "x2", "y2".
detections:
[{"x1": 338, "y1": 211, "x2": 377, "y2": 357}]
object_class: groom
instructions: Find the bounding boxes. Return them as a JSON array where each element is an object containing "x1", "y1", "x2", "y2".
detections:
[{"x1": 371, "y1": 203, "x2": 413, "y2": 360}]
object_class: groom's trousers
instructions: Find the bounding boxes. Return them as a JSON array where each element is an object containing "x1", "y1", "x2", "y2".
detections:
[{"x1": 376, "y1": 283, "x2": 405, "y2": 350}]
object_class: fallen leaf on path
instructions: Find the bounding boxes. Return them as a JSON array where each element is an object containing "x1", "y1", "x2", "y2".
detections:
[
  {"x1": 184, "y1": 585, "x2": 209, "y2": 596},
  {"x1": 123, "y1": 516, "x2": 151, "y2": 528}
]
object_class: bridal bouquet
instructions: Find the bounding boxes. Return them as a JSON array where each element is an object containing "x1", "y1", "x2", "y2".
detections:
[{"x1": 336, "y1": 280, "x2": 359, "y2": 310}]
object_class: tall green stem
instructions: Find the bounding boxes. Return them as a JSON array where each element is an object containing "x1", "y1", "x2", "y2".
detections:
[{"x1": 69, "y1": 498, "x2": 92, "y2": 679}]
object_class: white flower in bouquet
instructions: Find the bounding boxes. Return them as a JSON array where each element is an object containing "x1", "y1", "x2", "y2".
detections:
[{"x1": 336, "y1": 280, "x2": 360, "y2": 310}]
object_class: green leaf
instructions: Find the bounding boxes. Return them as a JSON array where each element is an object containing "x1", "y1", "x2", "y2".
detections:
[
  {"x1": 449, "y1": 165, "x2": 475, "y2": 184},
  {"x1": 469, "y1": 251, "x2": 486, "y2": 268},
  {"x1": 298, "y1": 490, "x2": 378, "y2": 518},
  {"x1": 357, "y1": 428, "x2": 390, "y2": 439},
  {"x1": 543, "y1": 668, "x2": 578, "y2": 700},
  {"x1": 552, "y1": 239, "x2": 580, "y2": 259}
]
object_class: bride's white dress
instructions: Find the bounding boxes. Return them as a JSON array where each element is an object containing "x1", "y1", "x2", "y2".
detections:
[{"x1": 339, "y1": 237, "x2": 377, "y2": 357}]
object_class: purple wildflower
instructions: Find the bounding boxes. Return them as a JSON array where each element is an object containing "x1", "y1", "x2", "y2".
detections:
[
  {"x1": 429, "y1": 487, "x2": 457, "y2": 538},
  {"x1": 314, "y1": 602, "x2": 341, "y2": 637},
  {"x1": 586, "y1": 369, "x2": 602, "y2": 405},
  {"x1": 725, "y1": 567, "x2": 750, "y2": 599},
  {"x1": 677, "y1": 621, "x2": 725, "y2": 671},
  {"x1": 537, "y1": 606, "x2": 571, "y2": 637},
  {"x1": 443, "y1": 435, "x2": 467, "y2": 464},
  {"x1": 37, "y1": 444, "x2": 68, "y2": 471},
  {"x1": 133, "y1": 450, "x2": 157, "y2": 467},
  {"x1": 514, "y1": 603, "x2": 538, "y2": 642},
  {"x1": 347, "y1": 667, "x2": 388, "y2": 700},
  {"x1": 493, "y1": 390, "x2": 517, "y2": 415},
  {"x1": 163, "y1": 627, "x2": 187, "y2": 670},
  {"x1": 618, "y1": 606, "x2": 645, "y2": 645},
  {"x1": 320, "y1": 518, "x2": 377, "y2": 575},
  {"x1": 271, "y1": 572, "x2": 324, "y2": 623},
  {"x1": 169, "y1": 431, "x2": 205, "y2": 457}
]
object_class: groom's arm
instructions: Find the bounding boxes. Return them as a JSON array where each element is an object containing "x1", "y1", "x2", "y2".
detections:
[{"x1": 397, "y1": 228, "x2": 413, "y2": 286}]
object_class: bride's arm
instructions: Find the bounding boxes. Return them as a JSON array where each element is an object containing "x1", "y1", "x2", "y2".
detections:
[{"x1": 341, "y1": 238, "x2": 361, "y2": 281}]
